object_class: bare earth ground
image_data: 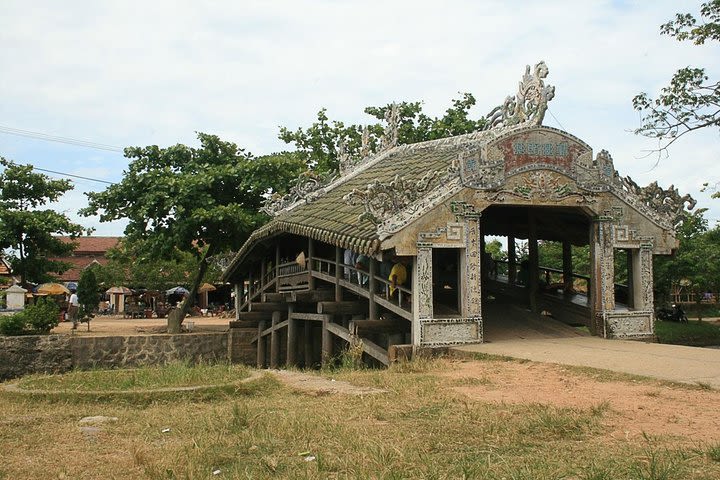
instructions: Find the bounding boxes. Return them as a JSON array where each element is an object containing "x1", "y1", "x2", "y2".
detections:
[
  {"x1": 51, "y1": 314, "x2": 231, "y2": 335},
  {"x1": 49, "y1": 316, "x2": 720, "y2": 445},
  {"x1": 442, "y1": 358, "x2": 720, "y2": 444}
]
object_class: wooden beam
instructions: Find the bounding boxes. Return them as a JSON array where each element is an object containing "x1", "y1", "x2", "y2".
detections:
[
  {"x1": 563, "y1": 240, "x2": 573, "y2": 293},
  {"x1": 307, "y1": 238, "x2": 315, "y2": 290},
  {"x1": 507, "y1": 236, "x2": 516, "y2": 284},
  {"x1": 229, "y1": 320, "x2": 259, "y2": 329},
  {"x1": 275, "y1": 244, "x2": 281, "y2": 293},
  {"x1": 257, "y1": 320, "x2": 267, "y2": 368},
  {"x1": 286, "y1": 304, "x2": 297, "y2": 367},
  {"x1": 322, "y1": 319, "x2": 332, "y2": 367},
  {"x1": 528, "y1": 210, "x2": 539, "y2": 313},
  {"x1": 249, "y1": 302, "x2": 286, "y2": 312},
  {"x1": 368, "y1": 259, "x2": 377, "y2": 321},
  {"x1": 325, "y1": 322, "x2": 351, "y2": 342},
  {"x1": 238, "y1": 311, "x2": 274, "y2": 322},
  {"x1": 374, "y1": 296, "x2": 413, "y2": 321},
  {"x1": 317, "y1": 301, "x2": 368, "y2": 315},
  {"x1": 290, "y1": 313, "x2": 333, "y2": 322},
  {"x1": 270, "y1": 311, "x2": 280, "y2": 369},
  {"x1": 263, "y1": 292, "x2": 285, "y2": 302},
  {"x1": 290, "y1": 289, "x2": 335, "y2": 303},
  {"x1": 350, "y1": 319, "x2": 410, "y2": 336},
  {"x1": 360, "y1": 337, "x2": 389, "y2": 366},
  {"x1": 304, "y1": 320, "x2": 313, "y2": 368},
  {"x1": 335, "y1": 247, "x2": 342, "y2": 302}
]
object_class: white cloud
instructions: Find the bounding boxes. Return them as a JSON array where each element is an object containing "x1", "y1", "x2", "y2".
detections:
[{"x1": 0, "y1": 0, "x2": 718, "y2": 229}]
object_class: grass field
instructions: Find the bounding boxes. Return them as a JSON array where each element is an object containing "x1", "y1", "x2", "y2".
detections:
[
  {"x1": 655, "y1": 319, "x2": 720, "y2": 346},
  {"x1": 1, "y1": 358, "x2": 719, "y2": 479}
]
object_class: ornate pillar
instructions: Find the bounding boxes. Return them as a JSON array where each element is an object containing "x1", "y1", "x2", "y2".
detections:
[
  {"x1": 413, "y1": 245, "x2": 433, "y2": 346},
  {"x1": 465, "y1": 213, "x2": 482, "y2": 319},
  {"x1": 589, "y1": 217, "x2": 615, "y2": 336}
]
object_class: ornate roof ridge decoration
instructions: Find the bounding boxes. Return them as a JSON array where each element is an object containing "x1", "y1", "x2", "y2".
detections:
[
  {"x1": 482, "y1": 61, "x2": 555, "y2": 130},
  {"x1": 612, "y1": 170, "x2": 696, "y2": 229},
  {"x1": 343, "y1": 159, "x2": 460, "y2": 227},
  {"x1": 261, "y1": 169, "x2": 337, "y2": 217},
  {"x1": 380, "y1": 103, "x2": 400, "y2": 152}
]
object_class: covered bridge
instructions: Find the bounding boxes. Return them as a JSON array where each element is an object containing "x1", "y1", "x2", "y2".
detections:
[{"x1": 222, "y1": 62, "x2": 693, "y2": 367}]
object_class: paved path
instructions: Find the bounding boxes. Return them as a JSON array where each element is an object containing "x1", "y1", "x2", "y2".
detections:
[
  {"x1": 452, "y1": 302, "x2": 720, "y2": 388},
  {"x1": 454, "y1": 336, "x2": 720, "y2": 388}
]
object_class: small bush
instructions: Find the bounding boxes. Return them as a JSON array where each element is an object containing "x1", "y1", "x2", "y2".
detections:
[{"x1": 0, "y1": 298, "x2": 60, "y2": 335}]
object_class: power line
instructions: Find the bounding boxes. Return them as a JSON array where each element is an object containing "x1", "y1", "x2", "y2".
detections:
[
  {"x1": 33, "y1": 166, "x2": 115, "y2": 185},
  {"x1": 0, "y1": 124, "x2": 124, "y2": 153}
]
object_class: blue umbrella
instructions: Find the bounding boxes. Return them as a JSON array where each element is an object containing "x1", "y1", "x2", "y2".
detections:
[{"x1": 166, "y1": 286, "x2": 190, "y2": 296}]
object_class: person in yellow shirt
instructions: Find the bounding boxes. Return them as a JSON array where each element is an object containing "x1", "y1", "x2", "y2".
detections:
[{"x1": 389, "y1": 258, "x2": 408, "y2": 298}]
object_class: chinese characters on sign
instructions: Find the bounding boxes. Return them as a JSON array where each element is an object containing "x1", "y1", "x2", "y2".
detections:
[{"x1": 512, "y1": 141, "x2": 569, "y2": 157}]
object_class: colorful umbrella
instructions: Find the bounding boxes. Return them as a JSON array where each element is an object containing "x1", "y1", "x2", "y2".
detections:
[
  {"x1": 37, "y1": 283, "x2": 70, "y2": 295},
  {"x1": 198, "y1": 283, "x2": 217, "y2": 293},
  {"x1": 106, "y1": 286, "x2": 133, "y2": 295}
]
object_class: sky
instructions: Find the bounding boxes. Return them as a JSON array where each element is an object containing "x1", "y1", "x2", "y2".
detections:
[{"x1": 0, "y1": 0, "x2": 718, "y2": 236}]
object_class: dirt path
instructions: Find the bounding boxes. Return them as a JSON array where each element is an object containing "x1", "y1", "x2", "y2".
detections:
[
  {"x1": 443, "y1": 359, "x2": 720, "y2": 443},
  {"x1": 51, "y1": 314, "x2": 231, "y2": 336},
  {"x1": 269, "y1": 370, "x2": 388, "y2": 396}
]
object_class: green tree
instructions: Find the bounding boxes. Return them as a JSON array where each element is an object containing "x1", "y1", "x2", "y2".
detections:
[
  {"x1": 77, "y1": 266, "x2": 100, "y2": 315},
  {"x1": 81, "y1": 134, "x2": 306, "y2": 333},
  {"x1": 633, "y1": 1, "x2": 719, "y2": 152},
  {"x1": 279, "y1": 93, "x2": 487, "y2": 174},
  {"x1": 0, "y1": 158, "x2": 88, "y2": 285}
]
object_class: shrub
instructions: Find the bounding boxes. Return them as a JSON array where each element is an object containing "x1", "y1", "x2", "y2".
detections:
[{"x1": 0, "y1": 298, "x2": 60, "y2": 335}]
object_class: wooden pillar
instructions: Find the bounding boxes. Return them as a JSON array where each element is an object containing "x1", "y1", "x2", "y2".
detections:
[
  {"x1": 248, "y1": 271, "x2": 253, "y2": 303},
  {"x1": 507, "y1": 236, "x2": 517, "y2": 284},
  {"x1": 286, "y1": 304, "x2": 297, "y2": 366},
  {"x1": 528, "y1": 210, "x2": 539, "y2": 313},
  {"x1": 368, "y1": 258, "x2": 377, "y2": 321},
  {"x1": 275, "y1": 244, "x2": 281, "y2": 292},
  {"x1": 234, "y1": 282, "x2": 243, "y2": 319},
  {"x1": 562, "y1": 240, "x2": 573, "y2": 293},
  {"x1": 321, "y1": 319, "x2": 332, "y2": 366},
  {"x1": 269, "y1": 311, "x2": 280, "y2": 368},
  {"x1": 257, "y1": 319, "x2": 267, "y2": 368},
  {"x1": 260, "y1": 260, "x2": 267, "y2": 291},
  {"x1": 335, "y1": 247, "x2": 342, "y2": 302},
  {"x1": 307, "y1": 238, "x2": 315, "y2": 290},
  {"x1": 304, "y1": 320, "x2": 313, "y2": 368}
]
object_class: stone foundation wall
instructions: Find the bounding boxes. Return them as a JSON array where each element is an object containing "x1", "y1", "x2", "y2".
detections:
[{"x1": 0, "y1": 330, "x2": 257, "y2": 381}]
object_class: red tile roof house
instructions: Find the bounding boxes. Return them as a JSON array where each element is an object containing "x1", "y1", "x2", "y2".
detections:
[{"x1": 51, "y1": 236, "x2": 121, "y2": 283}]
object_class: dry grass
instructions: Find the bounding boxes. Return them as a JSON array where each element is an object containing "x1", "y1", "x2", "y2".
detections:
[{"x1": 1, "y1": 358, "x2": 720, "y2": 479}]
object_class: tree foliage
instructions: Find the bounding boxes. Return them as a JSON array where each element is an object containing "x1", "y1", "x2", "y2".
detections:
[
  {"x1": 77, "y1": 266, "x2": 100, "y2": 314},
  {"x1": 633, "y1": 1, "x2": 720, "y2": 151},
  {"x1": 81, "y1": 134, "x2": 306, "y2": 332},
  {"x1": 0, "y1": 158, "x2": 88, "y2": 285},
  {"x1": 279, "y1": 93, "x2": 487, "y2": 174},
  {"x1": 654, "y1": 209, "x2": 720, "y2": 317}
]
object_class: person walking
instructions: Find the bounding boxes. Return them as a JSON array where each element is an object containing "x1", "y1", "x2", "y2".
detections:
[{"x1": 68, "y1": 289, "x2": 80, "y2": 330}]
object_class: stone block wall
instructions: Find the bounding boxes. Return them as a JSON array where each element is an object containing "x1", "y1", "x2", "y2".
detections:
[{"x1": 0, "y1": 331, "x2": 258, "y2": 381}]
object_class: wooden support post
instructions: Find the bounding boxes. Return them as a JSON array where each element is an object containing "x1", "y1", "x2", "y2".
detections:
[
  {"x1": 507, "y1": 236, "x2": 517, "y2": 284},
  {"x1": 317, "y1": 301, "x2": 369, "y2": 315},
  {"x1": 562, "y1": 240, "x2": 573, "y2": 293},
  {"x1": 335, "y1": 246, "x2": 342, "y2": 302},
  {"x1": 234, "y1": 282, "x2": 243, "y2": 318},
  {"x1": 369, "y1": 258, "x2": 377, "y2": 321},
  {"x1": 321, "y1": 319, "x2": 332, "y2": 367},
  {"x1": 275, "y1": 244, "x2": 281, "y2": 292},
  {"x1": 307, "y1": 238, "x2": 315, "y2": 290},
  {"x1": 286, "y1": 304, "x2": 297, "y2": 366},
  {"x1": 528, "y1": 210, "x2": 539, "y2": 313},
  {"x1": 260, "y1": 260, "x2": 267, "y2": 290},
  {"x1": 269, "y1": 311, "x2": 280, "y2": 369},
  {"x1": 257, "y1": 320, "x2": 267, "y2": 368},
  {"x1": 304, "y1": 319, "x2": 313, "y2": 368},
  {"x1": 248, "y1": 271, "x2": 253, "y2": 302}
]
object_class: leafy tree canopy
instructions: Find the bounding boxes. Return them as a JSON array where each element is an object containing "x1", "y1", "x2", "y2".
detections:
[
  {"x1": 81, "y1": 134, "x2": 306, "y2": 331},
  {"x1": 633, "y1": 1, "x2": 720, "y2": 152},
  {"x1": 0, "y1": 158, "x2": 88, "y2": 285},
  {"x1": 279, "y1": 93, "x2": 487, "y2": 174}
]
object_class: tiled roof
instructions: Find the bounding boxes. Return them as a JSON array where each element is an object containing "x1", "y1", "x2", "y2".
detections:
[
  {"x1": 222, "y1": 134, "x2": 472, "y2": 280},
  {"x1": 56, "y1": 236, "x2": 121, "y2": 254},
  {"x1": 53, "y1": 257, "x2": 109, "y2": 282}
]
